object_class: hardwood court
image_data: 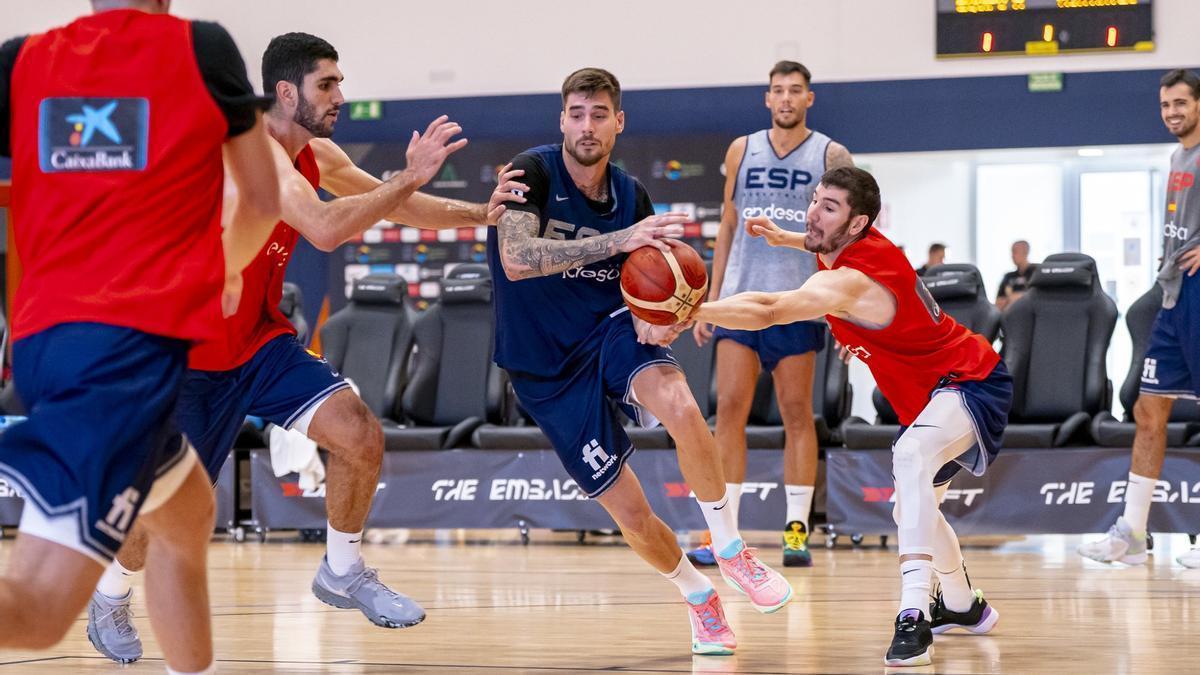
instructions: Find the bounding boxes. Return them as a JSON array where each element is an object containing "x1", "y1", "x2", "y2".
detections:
[{"x1": 2, "y1": 531, "x2": 1200, "y2": 673}]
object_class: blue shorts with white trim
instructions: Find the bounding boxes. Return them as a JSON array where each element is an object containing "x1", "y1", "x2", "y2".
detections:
[{"x1": 179, "y1": 334, "x2": 349, "y2": 480}]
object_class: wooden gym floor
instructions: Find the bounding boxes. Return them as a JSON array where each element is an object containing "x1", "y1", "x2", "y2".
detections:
[{"x1": 1, "y1": 530, "x2": 1199, "y2": 673}]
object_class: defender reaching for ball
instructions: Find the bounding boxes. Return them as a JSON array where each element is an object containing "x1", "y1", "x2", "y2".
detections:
[
  {"x1": 689, "y1": 167, "x2": 1011, "y2": 667},
  {"x1": 489, "y1": 67, "x2": 793, "y2": 656}
]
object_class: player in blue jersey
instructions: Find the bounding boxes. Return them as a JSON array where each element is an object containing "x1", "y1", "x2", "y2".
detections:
[{"x1": 488, "y1": 68, "x2": 793, "y2": 656}]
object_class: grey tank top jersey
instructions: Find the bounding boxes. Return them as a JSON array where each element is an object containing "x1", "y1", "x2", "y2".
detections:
[
  {"x1": 720, "y1": 128, "x2": 831, "y2": 299},
  {"x1": 1159, "y1": 142, "x2": 1200, "y2": 308}
]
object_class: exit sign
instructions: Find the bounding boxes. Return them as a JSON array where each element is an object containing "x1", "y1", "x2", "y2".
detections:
[
  {"x1": 1028, "y1": 72, "x2": 1064, "y2": 93},
  {"x1": 349, "y1": 100, "x2": 383, "y2": 120}
]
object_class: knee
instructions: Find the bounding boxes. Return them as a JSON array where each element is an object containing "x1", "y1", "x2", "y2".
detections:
[
  {"x1": 651, "y1": 382, "x2": 702, "y2": 429},
  {"x1": 892, "y1": 438, "x2": 928, "y2": 483},
  {"x1": 337, "y1": 408, "x2": 385, "y2": 467},
  {"x1": 715, "y1": 389, "x2": 753, "y2": 420},
  {"x1": 1133, "y1": 396, "x2": 1170, "y2": 430},
  {"x1": 601, "y1": 497, "x2": 655, "y2": 536},
  {"x1": 777, "y1": 397, "x2": 815, "y2": 434}
]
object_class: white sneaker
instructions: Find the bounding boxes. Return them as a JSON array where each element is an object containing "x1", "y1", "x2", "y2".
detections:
[
  {"x1": 1077, "y1": 517, "x2": 1148, "y2": 565},
  {"x1": 1176, "y1": 546, "x2": 1200, "y2": 569}
]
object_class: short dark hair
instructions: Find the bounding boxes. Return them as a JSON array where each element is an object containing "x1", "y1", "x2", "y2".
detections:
[
  {"x1": 769, "y1": 60, "x2": 811, "y2": 87},
  {"x1": 819, "y1": 166, "x2": 882, "y2": 231},
  {"x1": 262, "y1": 32, "x2": 339, "y2": 95},
  {"x1": 929, "y1": 243, "x2": 947, "y2": 255},
  {"x1": 1013, "y1": 239, "x2": 1030, "y2": 250},
  {"x1": 1160, "y1": 69, "x2": 1200, "y2": 99},
  {"x1": 561, "y1": 68, "x2": 621, "y2": 110}
]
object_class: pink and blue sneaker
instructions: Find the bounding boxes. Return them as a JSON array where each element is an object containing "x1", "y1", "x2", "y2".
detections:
[
  {"x1": 715, "y1": 539, "x2": 793, "y2": 613},
  {"x1": 686, "y1": 588, "x2": 737, "y2": 655}
]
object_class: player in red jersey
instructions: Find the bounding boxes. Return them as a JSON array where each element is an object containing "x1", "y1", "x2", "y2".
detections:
[
  {"x1": 681, "y1": 167, "x2": 1012, "y2": 667},
  {"x1": 0, "y1": 0, "x2": 280, "y2": 670},
  {"x1": 84, "y1": 31, "x2": 527, "y2": 662}
]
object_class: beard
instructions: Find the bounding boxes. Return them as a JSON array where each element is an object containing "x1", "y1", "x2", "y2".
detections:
[
  {"x1": 804, "y1": 222, "x2": 858, "y2": 254},
  {"x1": 773, "y1": 113, "x2": 801, "y2": 130},
  {"x1": 1170, "y1": 116, "x2": 1198, "y2": 139},
  {"x1": 565, "y1": 138, "x2": 606, "y2": 167},
  {"x1": 295, "y1": 94, "x2": 336, "y2": 138}
]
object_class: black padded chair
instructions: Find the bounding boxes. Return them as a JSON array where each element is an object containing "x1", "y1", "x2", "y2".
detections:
[
  {"x1": 1002, "y1": 253, "x2": 1117, "y2": 447},
  {"x1": 842, "y1": 263, "x2": 1002, "y2": 449},
  {"x1": 389, "y1": 264, "x2": 506, "y2": 449},
  {"x1": 279, "y1": 282, "x2": 310, "y2": 345},
  {"x1": 740, "y1": 331, "x2": 851, "y2": 448},
  {"x1": 1091, "y1": 284, "x2": 1200, "y2": 446},
  {"x1": 319, "y1": 274, "x2": 415, "y2": 423}
]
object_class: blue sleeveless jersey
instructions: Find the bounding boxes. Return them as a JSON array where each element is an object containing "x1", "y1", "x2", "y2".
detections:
[{"x1": 488, "y1": 144, "x2": 639, "y2": 378}]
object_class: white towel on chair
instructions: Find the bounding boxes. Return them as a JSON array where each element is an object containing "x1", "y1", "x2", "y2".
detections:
[{"x1": 268, "y1": 425, "x2": 325, "y2": 491}]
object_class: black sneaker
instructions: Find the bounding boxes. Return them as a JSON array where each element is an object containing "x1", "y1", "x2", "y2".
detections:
[
  {"x1": 884, "y1": 609, "x2": 933, "y2": 667},
  {"x1": 929, "y1": 590, "x2": 999, "y2": 635}
]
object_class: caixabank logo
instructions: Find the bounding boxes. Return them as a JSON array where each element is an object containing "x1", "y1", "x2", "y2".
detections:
[{"x1": 38, "y1": 97, "x2": 149, "y2": 172}]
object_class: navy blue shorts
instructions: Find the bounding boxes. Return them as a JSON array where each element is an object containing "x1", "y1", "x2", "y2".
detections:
[
  {"x1": 180, "y1": 334, "x2": 349, "y2": 480},
  {"x1": 0, "y1": 323, "x2": 192, "y2": 564},
  {"x1": 508, "y1": 309, "x2": 679, "y2": 498},
  {"x1": 1141, "y1": 274, "x2": 1200, "y2": 400},
  {"x1": 920, "y1": 361, "x2": 1013, "y2": 485},
  {"x1": 712, "y1": 320, "x2": 826, "y2": 371}
]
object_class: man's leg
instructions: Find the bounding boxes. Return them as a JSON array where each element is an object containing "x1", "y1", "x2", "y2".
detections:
[
  {"x1": 303, "y1": 389, "x2": 424, "y2": 628},
  {"x1": 772, "y1": 352, "x2": 818, "y2": 567},
  {"x1": 0, "y1": 535, "x2": 103, "y2": 650},
  {"x1": 595, "y1": 467, "x2": 736, "y2": 655},
  {"x1": 925, "y1": 482, "x2": 1000, "y2": 635},
  {"x1": 714, "y1": 339, "x2": 761, "y2": 512},
  {"x1": 1077, "y1": 393, "x2": 1172, "y2": 565},
  {"x1": 632, "y1": 364, "x2": 792, "y2": 613},
  {"x1": 135, "y1": 455, "x2": 216, "y2": 674},
  {"x1": 886, "y1": 392, "x2": 977, "y2": 667}
]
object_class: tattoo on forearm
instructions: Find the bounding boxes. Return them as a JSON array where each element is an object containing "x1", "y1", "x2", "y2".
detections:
[{"x1": 499, "y1": 210, "x2": 629, "y2": 279}]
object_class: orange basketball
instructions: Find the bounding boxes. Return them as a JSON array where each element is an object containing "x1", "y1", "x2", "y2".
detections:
[{"x1": 620, "y1": 244, "x2": 708, "y2": 326}]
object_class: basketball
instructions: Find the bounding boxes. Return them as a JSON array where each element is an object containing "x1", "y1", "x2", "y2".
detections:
[{"x1": 620, "y1": 244, "x2": 708, "y2": 325}]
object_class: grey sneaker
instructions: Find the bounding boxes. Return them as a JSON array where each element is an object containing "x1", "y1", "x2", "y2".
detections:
[
  {"x1": 86, "y1": 589, "x2": 143, "y2": 663},
  {"x1": 311, "y1": 556, "x2": 425, "y2": 628},
  {"x1": 1077, "y1": 517, "x2": 1148, "y2": 565}
]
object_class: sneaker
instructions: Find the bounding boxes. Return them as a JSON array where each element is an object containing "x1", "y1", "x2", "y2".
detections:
[
  {"x1": 884, "y1": 609, "x2": 933, "y2": 667},
  {"x1": 715, "y1": 539, "x2": 793, "y2": 613},
  {"x1": 686, "y1": 531, "x2": 716, "y2": 567},
  {"x1": 1076, "y1": 517, "x2": 1148, "y2": 565},
  {"x1": 86, "y1": 589, "x2": 143, "y2": 664},
  {"x1": 685, "y1": 589, "x2": 737, "y2": 656},
  {"x1": 311, "y1": 555, "x2": 426, "y2": 628},
  {"x1": 1177, "y1": 547, "x2": 1200, "y2": 569},
  {"x1": 929, "y1": 589, "x2": 999, "y2": 635},
  {"x1": 782, "y1": 520, "x2": 812, "y2": 568}
]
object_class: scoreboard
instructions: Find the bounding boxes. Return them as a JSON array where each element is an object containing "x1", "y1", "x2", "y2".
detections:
[{"x1": 936, "y1": 0, "x2": 1154, "y2": 58}]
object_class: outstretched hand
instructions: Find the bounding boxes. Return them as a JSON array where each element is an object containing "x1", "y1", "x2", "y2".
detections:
[
  {"x1": 486, "y1": 163, "x2": 530, "y2": 224},
  {"x1": 745, "y1": 215, "x2": 792, "y2": 247},
  {"x1": 405, "y1": 115, "x2": 469, "y2": 187},
  {"x1": 618, "y1": 212, "x2": 689, "y2": 253}
]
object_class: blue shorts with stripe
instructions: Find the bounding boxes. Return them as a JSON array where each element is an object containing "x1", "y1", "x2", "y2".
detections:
[
  {"x1": 179, "y1": 334, "x2": 349, "y2": 480},
  {"x1": 1141, "y1": 273, "x2": 1200, "y2": 400},
  {"x1": 0, "y1": 323, "x2": 191, "y2": 564},
  {"x1": 713, "y1": 320, "x2": 826, "y2": 372},
  {"x1": 507, "y1": 309, "x2": 679, "y2": 498}
]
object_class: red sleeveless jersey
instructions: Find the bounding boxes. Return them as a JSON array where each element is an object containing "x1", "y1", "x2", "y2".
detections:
[
  {"x1": 8, "y1": 10, "x2": 226, "y2": 343},
  {"x1": 818, "y1": 229, "x2": 999, "y2": 425},
  {"x1": 188, "y1": 144, "x2": 318, "y2": 371}
]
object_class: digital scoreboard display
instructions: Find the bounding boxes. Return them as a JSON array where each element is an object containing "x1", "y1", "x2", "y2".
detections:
[{"x1": 936, "y1": 0, "x2": 1154, "y2": 58}]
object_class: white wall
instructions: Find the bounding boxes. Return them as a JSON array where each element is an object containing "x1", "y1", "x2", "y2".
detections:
[{"x1": 5, "y1": 0, "x2": 1198, "y2": 99}]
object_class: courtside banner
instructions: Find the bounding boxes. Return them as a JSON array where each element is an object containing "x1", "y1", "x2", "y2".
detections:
[
  {"x1": 248, "y1": 448, "x2": 797, "y2": 531},
  {"x1": 825, "y1": 447, "x2": 1200, "y2": 536}
]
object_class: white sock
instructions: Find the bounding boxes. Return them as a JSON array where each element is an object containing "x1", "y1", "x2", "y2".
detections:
[
  {"x1": 725, "y1": 482, "x2": 742, "y2": 525},
  {"x1": 1122, "y1": 472, "x2": 1156, "y2": 535},
  {"x1": 932, "y1": 513, "x2": 975, "y2": 613},
  {"x1": 696, "y1": 494, "x2": 740, "y2": 557},
  {"x1": 167, "y1": 664, "x2": 215, "y2": 675},
  {"x1": 663, "y1": 553, "x2": 714, "y2": 601},
  {"x1": 96, "y1": 559, "x2": 136, "y2": 599},
  {"x1": 326, "y1": 522, "x2": 363, "y2": 576},
  {"x1": 785, "y1": 484, "x2": 814, "y2": 528},
  {"x1": 898, "y1": 558, "x2": 932, "y2": 615}
]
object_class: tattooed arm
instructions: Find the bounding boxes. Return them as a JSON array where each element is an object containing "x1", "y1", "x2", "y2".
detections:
[{"x1": 496, "y1": 208, "x2": 690, "y2": 281}]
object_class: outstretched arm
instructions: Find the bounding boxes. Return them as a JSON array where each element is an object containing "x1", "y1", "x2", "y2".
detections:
[
  {"x1": 312, "y1": 139, "x2": 528, "y2": 230},
  {"x1": 693, "y1": 268, "x2": 869, "y2": 330},
  {"x1": 496, "y1": 208, "x2": 687, "y2": 281}
]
